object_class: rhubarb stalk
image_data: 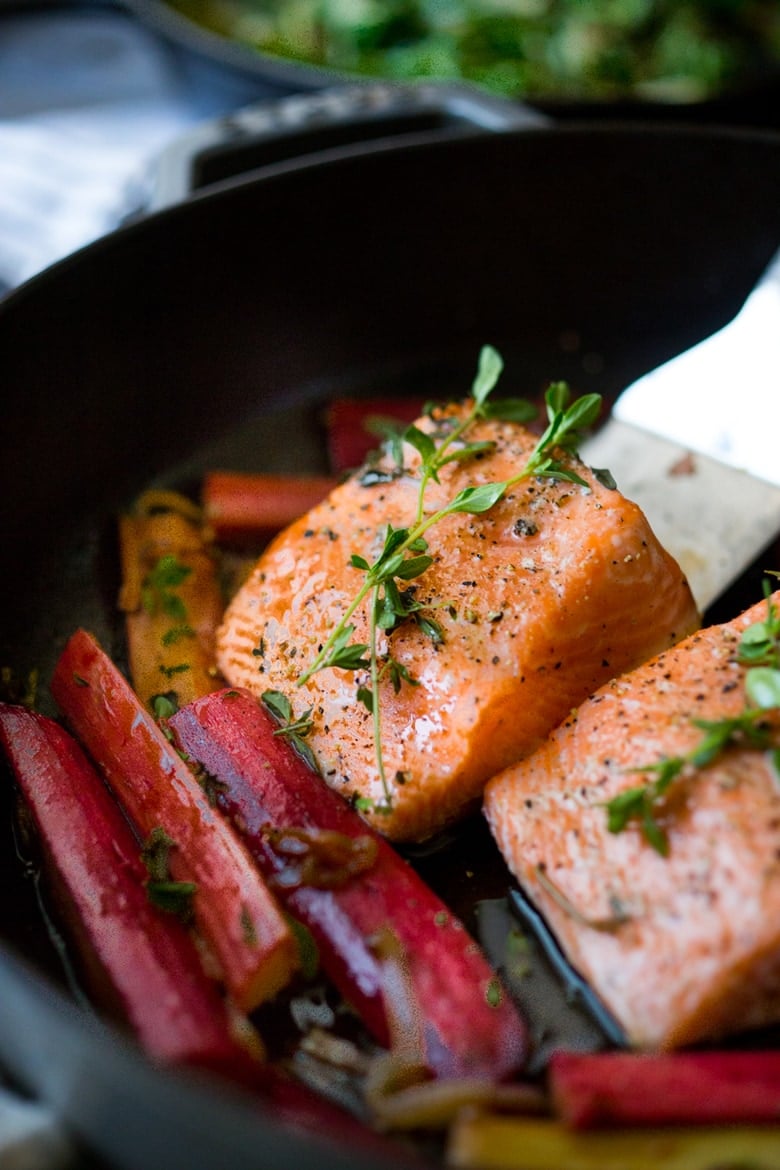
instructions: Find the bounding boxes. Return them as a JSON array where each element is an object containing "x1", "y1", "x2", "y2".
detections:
[
  {"x1": 0, "y1": 702, "x2": 255, "y2": 1072},
  {"x1": 323, "y1": 397, "x2": 425, "y2": 472},
  {"x1": 51, "y1": 630, "x2": 298, "y2": 1012},
  {"x1": 202, "y1": 472, "x2": 338, "y2": 545},
  {"x1": 0, "y1": 702, "x2": 391, "y2": 1144},
  {"x1": 170, "y1": 686, "x2": 528, "y2": 1082},
  {"x1": 548, "y1": 1048, "x2": 780, "y2": 1129}
]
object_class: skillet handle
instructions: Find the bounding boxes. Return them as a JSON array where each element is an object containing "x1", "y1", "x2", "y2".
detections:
[{"x1": 149, "y1": 82, "x2": 547, "y2": 210}]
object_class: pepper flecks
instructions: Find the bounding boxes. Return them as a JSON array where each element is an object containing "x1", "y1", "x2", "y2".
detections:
[{"x1": 218, "y1": 396, "x2": 698, "y2": 841}]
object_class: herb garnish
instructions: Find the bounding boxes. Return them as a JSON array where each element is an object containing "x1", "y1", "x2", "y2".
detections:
[
  {"x1": 297, "y1": 345, "x2": 602, "y2": 810},
  {"x1": 150, "y1": 692, "x2": 179, "y2": 721},
  {"x1": 139, "y1": 556, "x2": 198, "y2": 715},
  {"x1": 141, "y1": 825, "x2": 197, "y2": 921},
  {"x1": 606, "y1": 578, "x2": 780, "y2": 855},
  {"x1": 159, "y1": 662, "x2": 191, "y2": 679},
  {"x1": 161, "y1": 624, "x2": 196, "y2": 646},
  {"x1": 262, "y1": 689, "x2": 319, "y2": 773},
  {"x1": 141, "y1": 555, "x2": 192, "y2": 621}
]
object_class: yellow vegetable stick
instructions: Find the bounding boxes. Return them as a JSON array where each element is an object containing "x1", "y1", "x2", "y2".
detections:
[
  {"x1": 118, "y1": 490, "x2": 224, "y2": 710},
  {"x1": 447, "y1": 1115, "x2": 780, "y2": 1170}
]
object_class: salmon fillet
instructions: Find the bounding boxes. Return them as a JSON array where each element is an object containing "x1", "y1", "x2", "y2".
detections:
[
  {"x1": 217, "y1": 404, "x2": 698, "y2": 841},
  {"x1": 484, "y1": 592, "x2": 780, "y2": 1050}
]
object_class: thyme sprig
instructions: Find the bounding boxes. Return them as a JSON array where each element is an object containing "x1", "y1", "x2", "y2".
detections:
[
  {"x1": 141, "y1": 825, "x2": 197, "y2": 921},
  {"x1": 297, "y1": 346, "x2": 602, "y2": 810},
  {"x1": 606, "y1": 578, "x2": 780, "y2": 855},
  {"x1": 141, "y1": 554, "x2": 192, "y2": 621},
  {"x1": 262, "y1": 689, "x2": 319, "y2": 773}
]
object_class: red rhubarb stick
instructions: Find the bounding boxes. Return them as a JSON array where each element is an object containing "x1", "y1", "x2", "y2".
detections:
[
  {"x1": 202, "y1": 472, "x2": 338, "y2": 545},
  {"x1": 0, "y1": 703, "x2": 389, "y2": 1146},
  {"x1": 50, "y1": 630, "x2": 298, "y2": 1013},
  {"x1": 0, "y1": 702, "x2": 252, "y2": 1073},
  {"x1": 170, "y1": 686, "x2": 528, "y2": 1082},
  {"x1": 323, "y1": 397, "x2": 425, "y2": 472},
  {"x1": 549, "y1": 1049, "x2": 780, "y2": 1129}
]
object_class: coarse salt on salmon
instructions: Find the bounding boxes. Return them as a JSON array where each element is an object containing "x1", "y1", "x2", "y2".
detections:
[
  {"x1": 484, "y1": 591, "x2": 780, "y2": 1050},
  {"x1": 217, "y1": 404, "x2": 698, "y2": 842}
]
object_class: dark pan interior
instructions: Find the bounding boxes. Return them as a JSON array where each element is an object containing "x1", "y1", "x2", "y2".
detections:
[{"x1": 1, "y1": 123, "x2": 780, "y2": 1169}]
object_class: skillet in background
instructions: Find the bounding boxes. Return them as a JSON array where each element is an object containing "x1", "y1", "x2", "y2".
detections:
[
  {"x1": 1, "y1": 107, "x2": 780, "y2": 1168},
  {"x1": 122, "y1": 0, "x2": 780, "y2": 128}
]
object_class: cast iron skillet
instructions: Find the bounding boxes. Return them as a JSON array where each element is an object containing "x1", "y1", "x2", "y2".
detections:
[{"x1": 1, "y1": 96, "x2": 780, "y2": 1169}]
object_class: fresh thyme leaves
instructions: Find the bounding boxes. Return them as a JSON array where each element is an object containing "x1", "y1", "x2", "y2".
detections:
[
  {"x1": 141, "y1": 825, "x2": 197, "y2": 921},
  {"x1": 607, "y1": 711, "x2": 778, "y2": 857},
  {"x1": 196, "y1": 766, "x2": 229, "y2": 808},
  {"x1": 481, "y1": 398, "x2": 540, "y2": 424},
  {"x1": 363, "y1": 413, "x2": 415, "y2": 467},
  {"x1": 146, "y1": 878, "x2": 198, "y2": 919},
  {"x1": 161, "y1": 624, "x2": 196, "y2": 646},
  {"x1": 606, "y1": 581, "x2": 780, "y2": 855},
  {"x1": 415, "y1": 613, "x2": 444, "y2": 644},
  {"x1": 150, "y1": 691, "x2": 179, "y2": 720},
  {"x1": 140, "y1": 556, "x2": 199, "y2": 712},
  {"x1": 141, "y1": 555, "x2": 192, "y2": 621},
  {"x1": 262, "y1": 689, "x2": 319, "y2": 773},
  {"x1": 525, "y1": 381, "x2": 602, "y2": 488},
  {"x1": 738, "y1": 577, "x2": 780, "y2": 669},
  {"x1": 159, "y1": 662, "x2": 190, "y2": 679},
  {"x1": 141, "y1": 825, "x2": 177, "y2": 880},
  {"x1": 297, "y1": 345, "x2": 603, "y2": 812},
  {"x1": 746, "y1": 668, "x2": 780, "y2": 710}
]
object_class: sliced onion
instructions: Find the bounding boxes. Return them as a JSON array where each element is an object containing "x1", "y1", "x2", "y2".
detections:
[
  {"x1": 299, "y1": 1027, "x2": 372, "y2": 1075},
  {"x1": 364, "y1": 1054, "x2": 546, "y2": 1131},
  {"x1": 359, "y1": 927, "x2": 544, "y2": 1131}
]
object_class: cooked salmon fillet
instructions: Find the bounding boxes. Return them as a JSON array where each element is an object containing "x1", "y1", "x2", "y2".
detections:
[
  {"x1": 484, "y1": 592, "x2": 780, "y2": 1050},
  {"x1": 217, "y1": 404, "x2": 698, "y2": 841}
]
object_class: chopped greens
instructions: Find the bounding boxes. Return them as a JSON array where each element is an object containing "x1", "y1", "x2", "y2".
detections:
[
  {"x1": 168, "y1": 0, "x2": 780, "y2": 104},
  {"x1": 262, "y1": 689, "x2": 320, "y2": 772},
  {"x1": 141, "y1": 554, "x2": 192, "y2": 621},
  {"x1": 141, "y1": 825, "x2": 198, "y2": 921}
]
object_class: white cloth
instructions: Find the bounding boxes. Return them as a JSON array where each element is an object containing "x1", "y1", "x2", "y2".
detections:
[
  {"x1": 0, "y1": 101, "x2": 189, "y2": 287},
  {"x1": 0, "y1": 6, "x2": 267, "y2": 291},
  {"x1": 0, "y1": 9, "x2": 195, "y2": 288}
]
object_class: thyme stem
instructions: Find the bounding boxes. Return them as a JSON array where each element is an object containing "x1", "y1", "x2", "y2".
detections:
[
  {"x1": 368, "y1": 582, "x2": 392, "y2": 808},
  {"x1": 297, "y1": 346, "x2": 602, "y2": 810},
  {"x1": 606, "y1": 577, "x2": 780, "y2": 854}
]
